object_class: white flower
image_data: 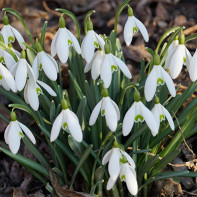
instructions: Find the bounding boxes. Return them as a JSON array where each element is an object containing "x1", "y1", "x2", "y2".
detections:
[
  {"x1": 152, "y1": 103, "x2": 174, "y2": 131},
  {"x1": 81, "y1": 26, "x2": 105, "y2": 63},
  {"x1": 89, "y1": 96, "x2": 120, "y2": 131},
  {"x1": 51, "y1": 16, "x2": 81, "y2": 63},
  {"x1": 144, "y1": 65, "x2": 176, "y2": 102},
  {"x1": 32, "y1": 49, "x2": 58, "y2": 81},
  {"x1": 4, "y1": 112, "x2": 36, "y2": 154},
  {"x1": 50, "y1": 105, "x2": 83, "y2": 142},
  {"x1": 0, "y1": 63, "x2": 17, "y2": 92},
  {"x1": 84, "y1": 50, "x2": 104, "y2": 80},
  {"x1": 24, "y1": 79, "x2": 56, "y2": 111},
  {"x1": 188, "y1": 49, "x2": 197, "y2": 82},
  {"x1": 123, "y1": 101, "x2": 159, "y2": 136},
  {"x1": 124, "y1": 7, "x2": 149, "y2": 46},
  {"x1": 119, "y1": 163, "x2": 138, "y2": 196},
  {"x1": 165, "y1": 34, "x2": 191, "y2": 79},
  {"x1": 100, "y1": 44, "x2": 132, "y2": 88}
]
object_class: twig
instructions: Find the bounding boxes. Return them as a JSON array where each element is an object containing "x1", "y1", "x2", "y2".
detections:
[
  {"x1": 42, "y1": 1, "x2": 62, "y2": 16},
  {"x1": 183, "y1": 189, "x2": 197, "y2": 196},
  {"x1": 183, "y1": 25, "x2": 197, "y2": 35}
]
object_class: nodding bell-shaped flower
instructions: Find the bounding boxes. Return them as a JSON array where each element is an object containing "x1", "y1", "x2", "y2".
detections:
[
  {"x1": 89, "y1": 88, "x2": 120, "y2": 132},
  {"x1": 10, "y1": 50, "x2": 36, "y2": 91},
  {"x1": 50, "y1": 99, "x2": 83, "y2": 142},
  {"x1": 124, "y1": 6, "x2": 149, "y2": 46},
  {"x1": 123, "y1": 90, "x2": 159, "y2": 136},
  {"x1": 4, "y1": 111, "x2": 36, "y2": 154},
  {"x1": 81, "y1": 20, "x2": 105, "y2": 63},
  {"x1": 24, "y1": 79, "x2": 56, "y2": 111},
  {"x1": 100, "y1": 43, "x2": 132, "y2": 88},
  {"x1": 84, "y1": 49, "x2": 104, "y2": 80},
  {"x1": 144, "y1": 54, "x2": 176, "y2": 102},
  {"x1": 165, "y1": 33, "x2": 191, "y2": 79},
  {"x1": 0, "y1": 62, "x2": 17, "y2": 92},
  {"x1": 151, "y1": 96, "x2": 174, "y2": 131},
  {"x1": 32, "y1": 40, "x2": 58, "y2": 81},
  {"x1": 188, "y1": 49, "x2": 197, "y2": 82},
  {"x1": 1, "y1": 13, "x2": 25, "y2": 49},
  {"x1": 51, "y1": 16, "x2": 81, "y2": 64}
]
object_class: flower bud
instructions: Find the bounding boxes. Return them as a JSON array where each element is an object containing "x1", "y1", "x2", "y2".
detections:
[
  {"x1": 128, "y1": 6, "x2": 133, "y2": 16},
  {"x1": 155, "y1": 95, "x2": 160, "y2": 104},
  {"x1": 179, "y1": 32, "x2": 185, "y2": 45},
  {"x1": 36, "y1": 40, "x2": 43, "y2": 52},
  {"x1": 3, "y1": 13, "x2": 9, "y2": 25},
  {"x1": 10, "y1": 111, "x2": 16, "y2": 121},
  {"x1": 20, "y1": 50, "x2": 26, "y2": 59},
  {"x1": 113, "y1": 140, "x2": 119, "y2": 148},
  {"x1": 61, "y1": 99, "x2": 69, "y2": 110},
  {"x1": 104, "y1": 43, "x2": 111, "y2": 54},
  {"x1": 87, "y1": 20, "x2": 93, "y2": 31},
  {"x1": 153, "y1": 54, "x2": 160, "y2": 65},
  {"x1": 59, "y1": 16, "x2": 65, "y2": 28},
  {"x1": 134, "y1": 89, "x2": 140, "y2": 102},
  {"x1": 101, "y1": 88, "x2": 109, "y2": 97}
]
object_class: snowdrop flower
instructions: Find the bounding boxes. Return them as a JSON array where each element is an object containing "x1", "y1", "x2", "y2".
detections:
[
  {"x1": 165, "y1": 33, "x2": 191, "y2": 79},
  {"x1": 50, "y1": 99, "x2": 83, "y2": 142},
  {"x1": 32, "y1": 40, "x2": 58, "y2": 81},
  {"x1": 124, "y1": 6, "x2": 149, "y2": 46},
  {"x1": 151, "y1": 96, "x2": 174, "y2": 131},
  {"x1": 0, "y1": 63, "x2": 17, "y2": 92},
  {"x1": 188, "y1": 49, "x2": 197, "y2": 82},
  {"x1": 1, "y1": 13, "x2": 25, "y2": 49},
  {"x1": 24, "y1": 79, "x2": 56, "y2": 111},
  {"x1": 51, "y1": 16, "x2": 81, "y2": 63},
  {"x1": 123, "y1": 90, "x2": 159, "y2": 136},
  {"x1": 89, "y1": 88, "x2": 120, "y2": 131},
  {"x1": 4, "y1": 111, "x2": 36, "y2": 154},
  {"x1": 84, "y1": 49, "x2": 104, "y2": 80},
  {"x1": 10, "y1": 50, "x2": 36, "y2": 91},
  {"x1": 81, "y1": 20, "x2": 105, "y2": 63},
  {"x1": 101, "y1": 43, "x2": 132, "y2": 88},
  {"x1": 144, "y1": 54, "x2": 176, "y2": 102}
]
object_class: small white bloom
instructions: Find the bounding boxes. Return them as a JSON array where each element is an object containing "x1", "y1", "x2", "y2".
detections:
[
  {"x1": 144, "y1": 65, "x2": 176, "y2": 102},
  {"x1": 188, "y1": 49, "x2": 197, "y2": 82},
  {"x1": 119, "y1": 163, "x2": 138, "y2": 196},
  {"x1": 84, "y1": 50, "x2": 104, "y2": 80},
  {"x1": 51, "y1": 16, "x2": 81, "y2": 63},
  {"x1": 123, "y1": 101, "x2": 159, "y2": 136},
  {"x1": 124, "y1": 7, "x2": 149, "y2": 46},
  {"x1": 0, "y1": 63, "x2": 17, "y2": 92},
  {"x1": 50, "y1": 107, "x2": 83, "y2": 142},
  {"x1": 24, "y1": 79, "x2": 56, "y2": 111},
  {"x1": 89, "y1": 96, "x2": 120, "y2": 132},
  {"x1": 4, "y1": 113, "x2": 36, "y2": 154},
  {"x1": 152, "y1": 103, "x2": 174, "y2": 131},
  {"x1": 81, "y1": 25, "x2": 105, "y2": 63}
]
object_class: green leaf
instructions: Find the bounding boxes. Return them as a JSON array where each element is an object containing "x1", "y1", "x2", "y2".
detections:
[
  {"x1": 145, "y1": 47, "x2": 154, "y2": 57},
  {"x1": 68, "y1": 135, "x2": 83, "y2": 158},
  {"x1": 185, "y1": 33, "x2": 197, "y2": 43},
  {"x1": 40, "y1": 21, "x2": 48, "y2": 49},
  {"x1": 50, "y1": 100, "x2": 56, "y2": 123}
]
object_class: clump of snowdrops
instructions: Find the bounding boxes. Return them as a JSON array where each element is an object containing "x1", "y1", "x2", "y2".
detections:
[{"x1": 0, "y1": 0, "x2": 197, "y2": 196}]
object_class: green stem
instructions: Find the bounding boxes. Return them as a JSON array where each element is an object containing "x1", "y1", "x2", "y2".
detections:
[{"x1": 84, "y1": 10, "x2": 96, "y2": 35}]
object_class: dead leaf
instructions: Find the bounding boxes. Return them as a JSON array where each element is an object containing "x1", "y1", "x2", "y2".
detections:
[{"x1": 13, "y1": 188, "x2": 27, "y2": 197}]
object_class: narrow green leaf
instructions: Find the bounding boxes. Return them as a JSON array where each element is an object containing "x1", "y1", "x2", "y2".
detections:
[
  {"x1": 40, "y1": 21, "x2": 48, "y2": 49},
  {"x1": 50, "y1": 100, "x2": 56, "y2": 123}
]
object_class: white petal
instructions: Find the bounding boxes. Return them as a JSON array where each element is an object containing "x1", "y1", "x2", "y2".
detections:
[
  {"x1": 124, "y1": 17, "x2": 134, "y2": 46},
  {"x1": 151, "y1": 104, "x2": 161, "y2": 128},
  {"x1": 144, "y1": 66, "x2": 157, "y2": 102},
  {"x1": 15, "y1": 59, "x2": 27, "y2": 91},
  {"x1": 7, "y1": 121, "x2": 21, "y2": 154},
  {"x1": 122, "y1": 104, "x2": 135, "y2": 136},
  {"x1": 66, "y1": 109, "x2": 83, "y2": 142},
  {"x1": 84, "y1": 62, "x2": 92, "y2": 73},
  {"x1": 134, "y1": 16, "x2": 149, "y2": 42},
  {"x1": 106, "y1": 177, "x2": 116, "y2": 190},
  {"x1": 93, "y1": 31, "x2": 105, "y2": 51},
  {"x1": 46, "y1": 53, "x2": 59, "y2": 73},
  {"x1": 10, "y1": 26, "x2": 25, "y2": 49},
  {"x1": 32, "y1": 55, "x2": 39, "y2": 80},
  {"x1": 26, "y1": 62, "x2": 36, "y2": 85},
  {"x1": 18, "y1": 121, "x2": 36, "y2": 144},
  {"x1": 51, "y1": 29, "x2": 59, "y2": 57},
  {"x1": 2, "y1": 79, "x2": 10, "y2": 91},
  {"x1": 37, "y1": 80, "x2": 57, "y2": 96},
  {"x1": 120, "y1": 150, "x2": 136, "y2": 169},
  {"x1": 89, "y1": 100, "x2": 102, "y2": 125},
  {"x1": 100, "y1": 55, "x2": 112, "y2": 88},
  {"x1": 102, "y1": 149, "x2": 112, "y2": 165},
  {"x1": 3, "y1": 50, "x2": 17, "y2": 70},
  {"x1": 184, "y1": 46, "x2": 192, "y2": 67},
  {"x1": 4, "y1": 123, "x2": 11, "y2": 144},
  {"x1": 189, "y1": 49, "x2": 197, "y2": 81},
  {"x1": 112, "y1": 55, "x2": 132, "y2": 79},
  {"x1": 50, "y1": 111, "x2": 63, "y2": 142},
  {"x1": 1, "y1": 26, "x2": 9, "y2": 45},
  {"x1": 110, "y1": 99, "x2": 120, "y2": 121},
  {"x1": 161, "y1": 106, "x2": 175, "y2": 130}
]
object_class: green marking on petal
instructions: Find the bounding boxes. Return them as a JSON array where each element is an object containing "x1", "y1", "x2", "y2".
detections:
[
  {"x1": 133, "y1": 27, "x2": 138, "y2": 34},
  {"x1": 68, "y1": 39, "x2": 72, "y2": 46},
  {"x1": 160, "y1": 114, "x2": 165, "y2": 122},
  {"x1": 157, "y1": 78, "x2": 164, "y2": 86},
  {"x1": 39, "y1": 63, "x2": 42, "y2": 71},
  {"x1": 19, "y1": 131, "x2": 24, "y2": 138},
  {"x1": 36, "y1": 87, "x2": 42, "y2": 95},
  {"x1": 8, "y1": 36, "x2": 14, "y2": 43},
  {"x1": 0, "y1": 57, "x2": 5, "y2": 64},
  {"x1": 63, "y1": 122, "x2": 68, "y2": 130},
  {"x1": 94, "y1": 41, "x2": 99, "y2": 48},
  {"x1": 111, "y1": 65, "x2": 118, "y2": 72},
  {"x1": 0, "y1": 75, "x2": 3, "y2": 80},
  {"x1": 135, "y1": 114, "x2": 144, "y2": 122},
  {"x1": 183, "y1": 56, "x2": 186, "y2": 63},
  {"x1": 121, "y1": 175, "x2": 126, "y2": 181},
  {"x1": 101, "y1": 109, "x2": 105, "y2": 116}
]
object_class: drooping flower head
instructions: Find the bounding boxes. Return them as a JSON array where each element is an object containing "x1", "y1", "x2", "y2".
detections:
[
  {"x1": 1, "y1": 12, "x2": 25, "y2": 49},
  {"x1": 124, "y1": 6, "x2": 149, "y2": 46},
  {"x1": 4, "y1": 111, "x2": 36, "y2": 154},
  {"x1": 144, "y1": 54, "x2": 176, "y2": 102},
  {"x1": 50, "y1": 98, "x2": 83, "y2": 142},
  {"x1": 51, "y1": 15, "x2": 81, "y2": 64},
  {"x1": 188, "y1": 48, "x2": 197, "y2": 82}
]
